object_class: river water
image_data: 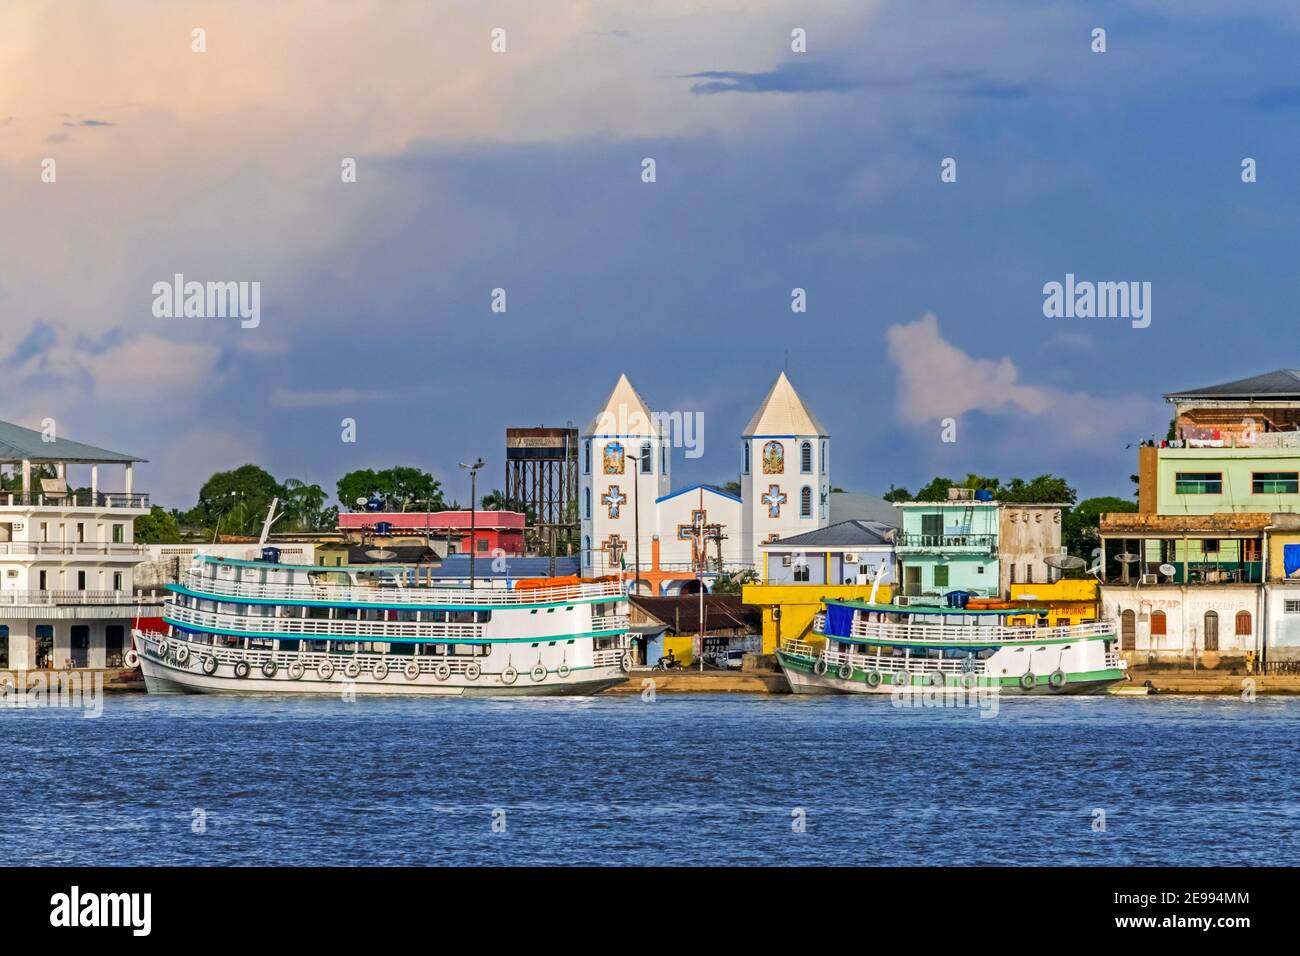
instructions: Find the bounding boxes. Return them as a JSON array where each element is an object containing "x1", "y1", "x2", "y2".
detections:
[{"x1": 3, "y1": 692, "x2": 1296, "y2": 865}]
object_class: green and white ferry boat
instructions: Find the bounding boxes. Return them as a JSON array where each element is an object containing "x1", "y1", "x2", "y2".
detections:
[
  {"x1": 131, "y1": 553, "x2": 632, "y2": 696},
  {"x1": 777, "y1": 598, "x2": 1126, "y2": 695}
]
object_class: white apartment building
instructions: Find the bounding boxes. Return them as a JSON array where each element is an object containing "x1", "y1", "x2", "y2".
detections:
[{"x1": 0, "y1": 420, "x2": 158, "y2": 670}]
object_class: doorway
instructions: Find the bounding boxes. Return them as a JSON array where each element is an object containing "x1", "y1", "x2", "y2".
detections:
[{"x1": 70, "y1": 625, "x2": 90, "y2": 668}]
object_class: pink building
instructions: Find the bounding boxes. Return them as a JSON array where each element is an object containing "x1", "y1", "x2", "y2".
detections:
[{"x1": 337, "y1": 510, "x2": 526, "y2": 556}]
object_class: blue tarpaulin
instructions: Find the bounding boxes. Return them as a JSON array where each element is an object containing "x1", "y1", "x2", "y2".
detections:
[
  {"x1": 825, "y1": 603, "x2": 855, "y2": 638},
  {"x1": 1285, "y1": 544, "x2": 1300, "y2": 577}
]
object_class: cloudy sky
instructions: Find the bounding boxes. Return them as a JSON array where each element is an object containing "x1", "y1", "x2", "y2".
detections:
[{"x1": 3, "y1": 0, "x2": 1299, "y2": 508}]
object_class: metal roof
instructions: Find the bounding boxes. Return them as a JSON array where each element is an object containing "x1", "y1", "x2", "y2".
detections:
[
  {"x1": 1164, "y1": 369, "x2": 1300, "y2": 402},
  {"x1": 761, "y1": 519, "x2": 897, "y2": 549},
  {"x1": 0, "y1": 420, "x2": 144, "y2": 464}
]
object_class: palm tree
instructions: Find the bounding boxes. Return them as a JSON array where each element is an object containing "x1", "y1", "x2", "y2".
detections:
[{"x1": 282, "y1": 479, "x2": 329, "y2": 531}]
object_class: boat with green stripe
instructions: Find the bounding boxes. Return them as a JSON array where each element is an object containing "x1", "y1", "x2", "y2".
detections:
[
  {"x1": 776, "y1": 598, "x2": 1126, "y2": 696},
  {"x1": 132, "y1": 553, "x2": 632, "y2": 696}
]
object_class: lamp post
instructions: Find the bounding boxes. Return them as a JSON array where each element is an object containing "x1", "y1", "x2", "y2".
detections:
[
  {"x1": 459, "y1": 458, "x2": 485, "y2": 588},
  {"x1": 626, "y1": 454, "x2": 642, "y2": 596}
]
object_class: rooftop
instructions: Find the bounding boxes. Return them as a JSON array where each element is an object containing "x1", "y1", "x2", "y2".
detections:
[
  {"x1": 1100, "y1": 512, "x2": 1273, "y2": 534},
  {"x1": 630, "y1": 593, "x2": 759, "y2": 633},
  {"x1": 1165, "y1": 369, "x2": 1300, "y2": 403},
  {"x1": 761, "y1": 519, "x2": 897, "y2": 550},
  {"x1": 742, "y1": 372, "x2": 828, "y2": 437},
  {"x1": 0, "y1": 420, "x2": 145, "y2": 465}
]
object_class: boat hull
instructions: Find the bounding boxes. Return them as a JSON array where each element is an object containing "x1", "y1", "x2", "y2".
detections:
[
  {"x1": 777, "y1": 649, "x2": 1126, "y2": 696},
  {"x1": 137, "y1": 638, "x2": 629, "y2": 698}
]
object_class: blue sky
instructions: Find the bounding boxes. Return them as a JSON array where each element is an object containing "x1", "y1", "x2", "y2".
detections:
[{"x1": 3, "y1": 0, "x2": 1299, "y2": 508}]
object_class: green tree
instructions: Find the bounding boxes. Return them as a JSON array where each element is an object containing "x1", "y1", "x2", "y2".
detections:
[
  {"x1": 134, "y1": 505, "x2": 182, "y2": 543},
  {"x1": 281, "y1": 478, "x2": 332, "y2": 531},
  {"x1": 882, "y1": 485, "x2": 911, "y2": 502},
  {"x1": 711, "y1": 568, "x2": 755, "y2": 594},
  {"x1": 720, "y1": 480, "x2": 742, "y2": 497},
  {"x1": 337, "y1": 467, "x2": 444, "y2": 512},
  {"x1": 186, "y1": 464, "x2": 282, "y2": 537},
  {"x1": 1064, "y1": 496, "x2": 1136, "y2": 560}
]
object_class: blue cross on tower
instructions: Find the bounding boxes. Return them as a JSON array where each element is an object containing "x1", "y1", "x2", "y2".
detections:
[
  {"x1": 762, "y1": 484, "x2": 787, "y2": 519},
  {"x1": 601, "y1": 485, "x2": 628, "y2": 519}
]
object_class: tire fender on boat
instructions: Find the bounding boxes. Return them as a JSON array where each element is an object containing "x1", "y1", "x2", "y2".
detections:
[
  {"x1": 435, "y1": 662, "x2": 452, "y2": 682},
  {"x1": 620, "y1": 652, "x2": 633, "y2": 672},
  {"x1": 261, "y1": 659, "x2": 277, "y2": 679},
  {"x1": 155, "y1": 638, "x2": 170, "y2": 659},
  {"x1": 894, "y1": 670, "x2": 910, "y2": 687},
  {"x1": 1020, "y1": 672, "x2": 1037, "y2": 691},
  {"x1": 465, "y1": 662, "x2": 481, "y2": 681},
  {"x1": 124, "y1": 648, "x2": 141, "y2": 668},
  {"x1": 531, "y1": 663, "x2": 547, "y2": 682},
  {"x1": 288, "y1": 661, "x2": 305, "y2": 680},
  {"x1": 837, "y1": 662, "x2": 854, "y2": 681},
  {"x1": 557, "y1": 663, "x2": 571, "y2": 679},
  {"x1": 233, "y1": 659, "x2": 250, "y2": 679},
  {"x1": 928, "y1": 671, "x2": 945, "y2": 688},
  {"x1": 343, "y1": 660, "x2": 361, "y2": 680},
  {"x1": 175, "y1": 643, "x2": 190, "y2": 665},
  {"x1": 201, "y1": 655, "x2": 218, "y2": 676},
  {"x1": 865, "y1": 670, "x2": 882, "y2": 688},
  {"x1": 501, "y1": 665, "x2": 518, "y2": 685},
  {"x1": 813, "y1": 658, "x2": 829, "y2": 677},
  {"x1": 1049, "y1": 669, "x2": 1067, "y2": 690},
  {"x1": 373, "y1": 661, "x2": 389, "y2": 681},
  {"x1": 404, "y1": 661, "x2": 420, "y2": 681},
  {"x1": 317, "y1": 659, "x2": 335, "y2": 680}
]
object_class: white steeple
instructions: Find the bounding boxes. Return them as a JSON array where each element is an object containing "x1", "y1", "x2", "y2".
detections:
[{"x1": 740, "y1": 373, "x2": 830, "y2": 571}]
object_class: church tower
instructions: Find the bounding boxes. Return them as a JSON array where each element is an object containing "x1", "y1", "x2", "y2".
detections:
[
  {"x1": 580, "y1": 374, "x2": 670, "y2": 579},
  {"x1": 740, "y1": 372, "x2": 830, "y2": 570}
]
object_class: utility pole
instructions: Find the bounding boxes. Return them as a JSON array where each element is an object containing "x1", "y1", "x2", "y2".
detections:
[
  {"x1": 627, "y1": 453, "x2": 642, "y2": 595},
  {"x1": 459, "y1": 458, "x2": 485, "y2": 588}
]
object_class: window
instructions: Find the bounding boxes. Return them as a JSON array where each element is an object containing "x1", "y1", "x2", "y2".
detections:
[
  {"x1": 77, "y1": 570, "x2": 86, "y2": 590},
  {"x1": 1285, "y1": 600, "x2": 1300, "y2": 614},
  {"x1": 1024, "y1": 563, "x2": 1034, "y2": 584},
  {"x1": 1253, "y1": 471, "x2": 1298, "y2": 494},
  {"x1": 1202, "y1": 539, "x2": 1219, "y2": 555},
  {"x1": 800, "y1": 487, "x2": 812, "y2": 518},
  {"x1": 1204, "y1": 610, "x2": 1219, "y2": 651},
  {"x1": 584, "y1": 488, "x2": 591, "y2": 519},
  {"x1": 38, "y1": 570, "x2": 47, "y2": 590},
  {"x1": 921, "y1": 513, "x2": 942, "y2": 537},
  {"x1": 476, "y1": 539, "x2": 489, "y2": 552},
  {"x1": 1151, "y1": 610, "x2": 1167, "y2": 636},
  {"x1": 1235, "y1": 611, "x2": 1252, "y2": 636},
  {"x1": 821, "y1": 441, "x2": 827, "y2": 471},
  {"x1": 744, "y1": 443, "x2": 750, "y2": 474},
  {"x1": 113, "y1": 572, "x2": 123, "y2": 591},
  {"x1": 800, "y1": 441, "x2": 812, "y2": 474},
  {"x1": 76, "y1": 523, "x2": 85, "y2": 543},
  {"x1": 933, "y1": 565, "x2": 949, "y2": 587},
  {"x1": 112, "y1": 524, "x2": 124, "y2": 543},
  {"x1": 583, "y1": 441, "x2": 591, "y2": 475},
  {"x1": 640, "y1": 442, "x2": 652, "y2": 474},
  {"x1": 1175, "y1": 472, "x2": 1222, "y2": 494},
  {"x1": 793, "y1": 564, "x2": 810, "y2": 583}
]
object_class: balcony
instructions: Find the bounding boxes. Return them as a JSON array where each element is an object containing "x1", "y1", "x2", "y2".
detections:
[
  {"x1": 0, "y1": 543, "x2": 146, "y2": 558},
  {"x1": 0, "y1": 492, "x2": 149, "y2": 510},
  {"x1": 0, "y1": 589, "x2": 165, "y2": 606},
  {"x1": 1102, "y1": 561, "x2": 1263, "y2": 586},
  {"x1": 896, "y1": 532, "x2": 997, "y2": 554}
]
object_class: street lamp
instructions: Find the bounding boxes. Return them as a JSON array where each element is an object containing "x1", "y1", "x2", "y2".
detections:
[
  {"x1": 626, "y1": 453, "x2": 642, "y2": 596},
  {"x1": 459, "y1": 458, "x2": 485, "y2": 588}
]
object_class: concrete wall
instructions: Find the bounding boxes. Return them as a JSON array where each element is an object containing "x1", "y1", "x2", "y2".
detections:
[
  {"x1": 742, "y1": 582, "x2": 892, "y2": 655},
  {"x1": 998, "y1": 506, "x2": 1063, "y2": 595},
  {"x1": 1100, "y1": 583, "x2": 1262, "y2": 665},
  {"x1": 1155, "y1": 446, "x2": 1300, "y2": 514}
]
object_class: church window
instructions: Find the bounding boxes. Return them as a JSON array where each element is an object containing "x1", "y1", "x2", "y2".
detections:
[
  {"x1": 640, "y1": 442, "x2": 652, "y2": 474},
  {"x1": 662, "y1": 445, "x2": 667, "y2": 474},
  {"x1": 821, "y1": 441, "x2": 827, "y2": 471},
  {"x1": 744, "y1": 444, "x2": 750, "y2": 474},
  {"x1": 800, "y1": 486, "x2": 812, "y2": 518},
  {"x1": 584, "y1": 441, "x2": 591, "y2": 475},
  {"x1": 584, "y1": 488, "x2": 591, "y2": 519},
  {"x1": 800, "y1": 442, "x2": 812, "y2": 473}
]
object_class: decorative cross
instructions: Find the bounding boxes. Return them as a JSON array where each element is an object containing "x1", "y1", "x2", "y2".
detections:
[
  {"x1": 761, "y1": 484, "x2": 787, "y2": 518},
  {"x1": 601, "y1": 534, "x2": 626, "y2": 566},
  {"x1": 601, "y1": 485, "x2": 627, "y2": 519},
  {"x1": 677, "y1": 508, "x2": 708, "y2": 542}
]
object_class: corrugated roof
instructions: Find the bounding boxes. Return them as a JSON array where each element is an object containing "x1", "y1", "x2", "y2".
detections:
[
  {"x1": 0, "y1": 420, "x2": 144, "y2": 464},
  {"x1": 630, "y1": 593, "x2": 760, "y2": 633},
  {"x1": 742, "y1": 373, "x2": 828, "y2": 437},
  {"x1": 1165, "y1": 369, "x2": 1300, "y2": 402},
  {"x1": 761, "y1": 519, "x2": 897, "y2": 549}
]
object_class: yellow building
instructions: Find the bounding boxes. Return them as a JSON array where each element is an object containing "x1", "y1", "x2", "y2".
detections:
[
  {"x1": 743, "y1": 582, "x2": 892, "y2": 655},
  {"x1": 1005, "y1": 578, "x2": 1099, "y2": 627}
]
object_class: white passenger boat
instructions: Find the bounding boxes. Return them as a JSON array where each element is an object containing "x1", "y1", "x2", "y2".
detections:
[
  {"x1": 131, "y1": 554, "x2": 632, "y2": 696},
  {"x1": 777, "y1": 598, "x2": 1126, "y2": 695}
]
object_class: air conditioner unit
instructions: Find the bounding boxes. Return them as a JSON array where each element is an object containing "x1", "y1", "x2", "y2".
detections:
[
  {"x1": 1139, "y1": 573, "x2": 1159, "y2": 586},
  {"x1": 844, "y1": 553, "x2": 857, "y2": 563}
]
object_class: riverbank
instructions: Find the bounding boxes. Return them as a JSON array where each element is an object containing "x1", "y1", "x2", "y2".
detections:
[{"x1": 610, "y1": 668, "x2": 790, "y2": 693}]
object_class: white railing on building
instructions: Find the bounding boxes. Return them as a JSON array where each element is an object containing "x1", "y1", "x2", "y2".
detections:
[
  {"x1": 0, "y1": 589, "x2": 164, "y2": 606},
  {"x1": 0, "y1": 543, "x2": 146, "y2": 557},
  {"x1": 0, "y1": 492, "x2": 149, "y2": 509},
  {"x1": 181, "y1": 569, "x2": 624, "y2": 607}
]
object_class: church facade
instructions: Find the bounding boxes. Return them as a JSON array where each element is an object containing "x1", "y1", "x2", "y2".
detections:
[{"x1": 579, "y1": 372, "x2": 830, "y2": 592}]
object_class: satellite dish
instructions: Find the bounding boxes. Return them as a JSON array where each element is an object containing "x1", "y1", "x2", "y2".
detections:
[
  {"x1": 1044, "y1": 554, "x2": 1086, "y2": 571},
  {"x1": 1116, "y1": 553, "x2": 1140, "y2": 564},
  {"x1": 355, "y1": 497, "x2": 368, "y2": 507},
  {"x1": 365, "y1": 548, "x2": 397, "y2": 561},
  {"x1": 1158, "y1": 563, "x2": 1177, "y2": 578}
]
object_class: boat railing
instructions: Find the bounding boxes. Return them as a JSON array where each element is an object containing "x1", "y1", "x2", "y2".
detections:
[
  {"x1": 140, "y1": 631, "x2": 483, "y2": 673},
  {"x1": 592, "y1": 647, "x2": 628, "y2": 667},
  {"x1": 181, "y1": 569, "x2": 625, "y2": 606},
  {"x1": 163, "y1": 602, "x2": 487, "y2": 641},
  {"x1": 782, "y1": 641, "x2": 1127, "y2": 676},
  {"x1": 812, "y1": 612, "x2": 1113, "y2": 643}
]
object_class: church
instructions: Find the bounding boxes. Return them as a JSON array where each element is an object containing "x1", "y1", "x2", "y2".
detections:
[{"x1": 579, "y1": 372, "x2": 830, "y2": 593}]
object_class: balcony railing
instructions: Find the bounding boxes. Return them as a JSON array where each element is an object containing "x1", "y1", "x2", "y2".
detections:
[
  {"x1": 0, "y1": 492, "x2": 149, "y2": 509},
  {"x1": 897, "y1": 532, "x2": 997, "y2": 552},
  {"x1": 0, "y1": 543, "x2": 146, "y2": 557},
  {"x1": 0, "y1": 589, "x2": 164, "y2": 606},
  {"x1": 1102, "y1": 562, "x2": 1263, "y2": 586}
]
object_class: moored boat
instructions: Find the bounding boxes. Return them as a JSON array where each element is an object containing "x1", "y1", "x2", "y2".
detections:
[
  {"x1": 777, "y1": 598, "x2": 1126, "y2": 695},
  {"x1": 131, "y1": 554, "x2": 632, "y2": 696}
]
